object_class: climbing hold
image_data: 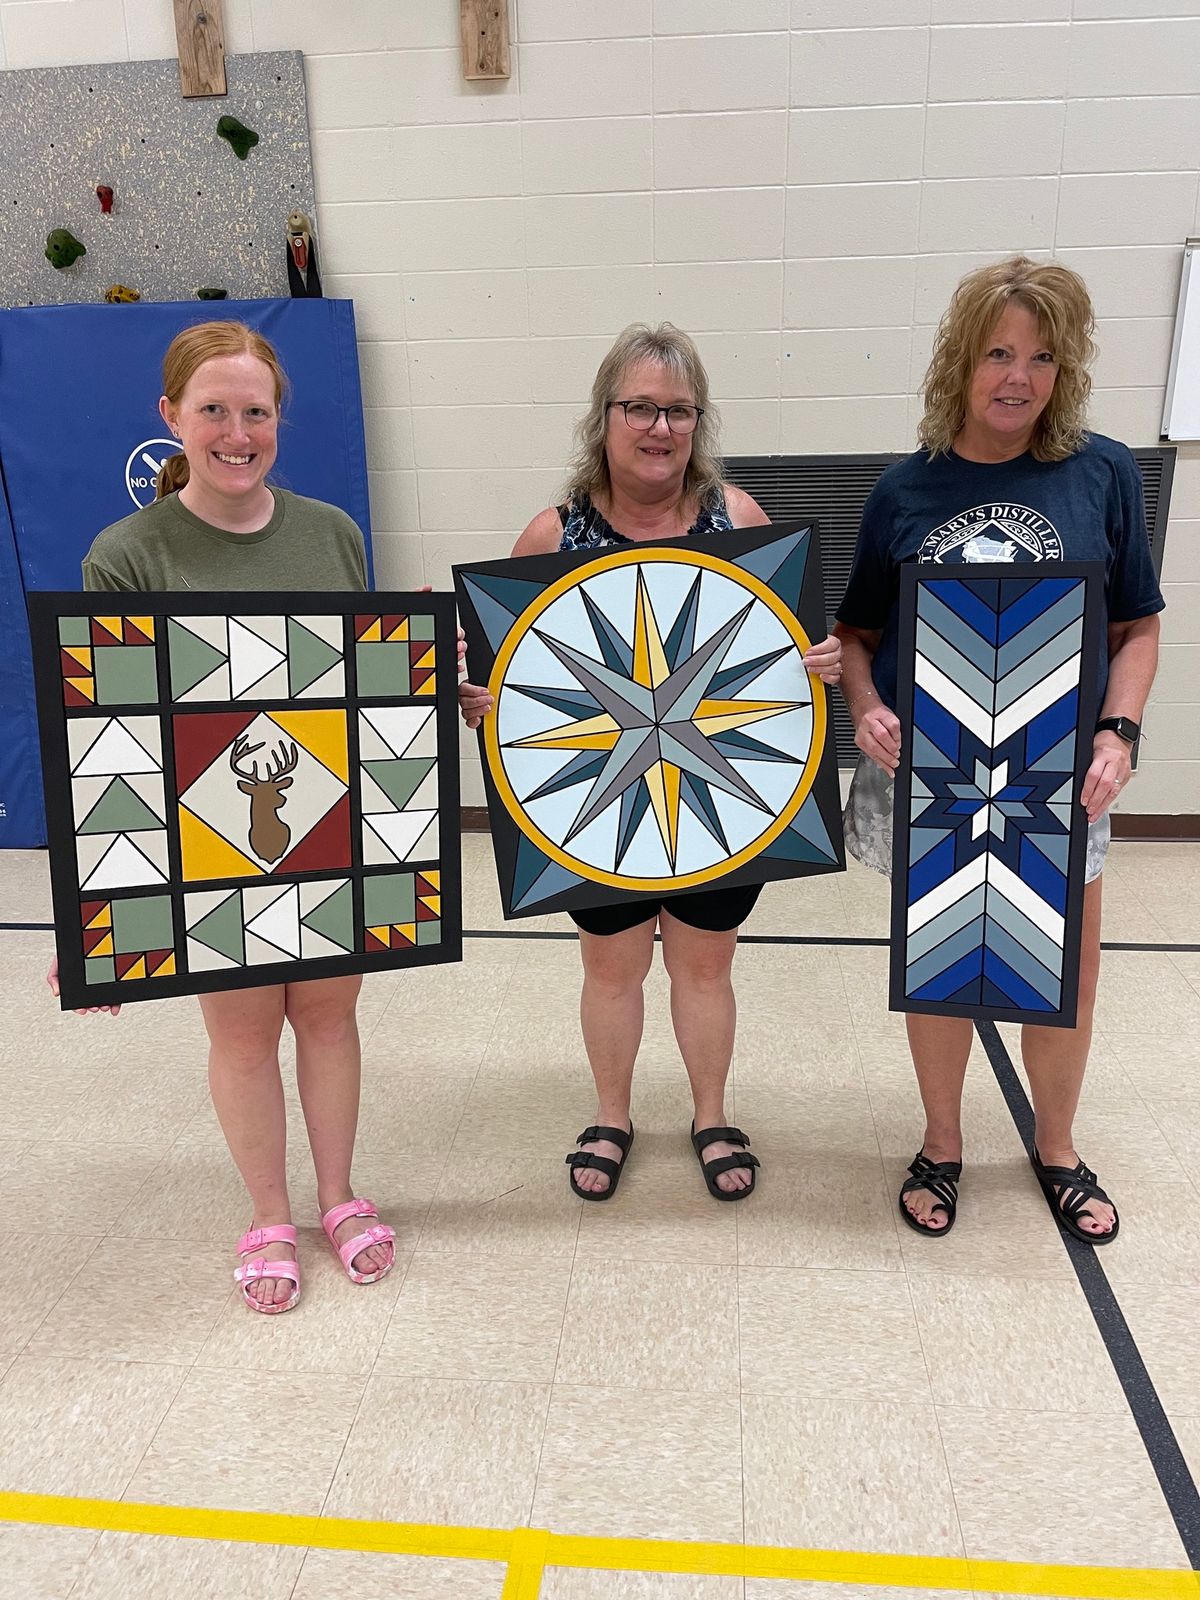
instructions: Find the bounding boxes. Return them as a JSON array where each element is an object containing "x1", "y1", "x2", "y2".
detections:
[
  {"x1": 217, "y1": 116, "x2": 259, "y2": 160},
  {"x1": 285, "y1": 208, "x2": 322, "y2": 298},
  {"x1": 196, "y1": 286, "x2": 229, "y2": 300},
  {"x1": 45, "y1": 229, "x2": 86, "y2": 269},
  {"x1": 96, "y1": 184, "x2": 114, "y2": 214},
  {"x1": 104, "y1": 284, "x2": 140, "y2": 303}
]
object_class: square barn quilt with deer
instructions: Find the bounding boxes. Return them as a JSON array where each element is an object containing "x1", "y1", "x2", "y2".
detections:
[{"x1": 31, "y1": 595, "x2": 461, "y2": 1009}]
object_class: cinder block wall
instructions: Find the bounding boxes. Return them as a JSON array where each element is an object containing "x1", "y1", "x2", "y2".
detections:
[{"x1": 3, "y1": 0, "x2": 1196, "y2": 813}]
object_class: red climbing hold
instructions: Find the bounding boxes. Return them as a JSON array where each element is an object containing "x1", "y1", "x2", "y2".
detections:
[{"x1": 96, "y1": 184, "x2": 114, "y2": 213}]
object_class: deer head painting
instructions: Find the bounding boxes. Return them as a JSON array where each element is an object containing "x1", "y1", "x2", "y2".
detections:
[{"x1": 230, "y1": 734, "x2": 299, "y2": 864}]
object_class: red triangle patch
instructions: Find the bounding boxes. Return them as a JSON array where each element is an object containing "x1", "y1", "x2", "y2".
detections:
[
  {"x1": 114, "y1": 951, "x2": 143, "y2": 979},
  {"x1": 63, "y1": 680, "x2": 94, "y2": 707},
  {"x1": 355, "y1": 614, "x2": 380, "y2": 641},
  {"x1": 172, "y1": 709, "x2": 259, "y2": 795},
  {"x1": 365, "y1": 929, "x2": 388, "y2": 952},
  {"x1": 275, "y1": 791, "x2": 352, "y2": 875}
]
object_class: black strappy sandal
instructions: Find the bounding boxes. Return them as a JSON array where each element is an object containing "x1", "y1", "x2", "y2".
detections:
[
  {"x1": 1030, "y1": 1146, "x2": 1119, "y2": 1245},
  {"x1": 690, "y1": 1123, "x2": 760, "y2": 1202},
  {"x1": 566, "y1": 1124, "x2": 634, "y2": 1202},
  {"x1": 898, "y1": 1151, "x2": 962, "y2": 1236}
]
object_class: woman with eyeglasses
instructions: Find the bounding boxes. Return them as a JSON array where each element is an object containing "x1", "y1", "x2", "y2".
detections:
[{"x1": 459, "y1": 323, "x2": 841, "y2": 1203}]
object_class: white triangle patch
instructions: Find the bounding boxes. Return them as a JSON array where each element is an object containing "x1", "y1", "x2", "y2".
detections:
[
  {"x1": 72, "y1": 719, "x2": 161, "y2": 777},
  {"x1": 230, "y1": 618, "x2": 287, "y2": 699},
  {"x1": 364, "y1": 809, "x2": 437, "y2": 863},
  {"x1": 245, "y1": 884, "x2": 300, "y2": 958},
  {"x1": 360, "y1": 706, "x2": 434, "y2": 760},
  {"x1": 80, "y1": 833, "x2": 169, "y2": 890}
]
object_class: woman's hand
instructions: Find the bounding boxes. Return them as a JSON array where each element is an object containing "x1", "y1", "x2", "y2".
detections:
[
  {"x1": 46, "y1": 955, "x2": 121, "y2": 1017},
  {"x1": 459, "y1": 680, "x2": 494, "y2": 730},
  {"x1": 803, "y1": 633, "x2": 842, "y2": 684},
  {"x1": 853, "y1": 698, "x2": 901, "y2": 778},
  {"x1": 1080, "y1": 731, "x2": 1132, "y2": 824}
]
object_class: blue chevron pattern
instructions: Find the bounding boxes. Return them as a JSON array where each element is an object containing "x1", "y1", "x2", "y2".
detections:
[{"x1": 891, "y1": 567, "x2": 1101, "y2": 1027}]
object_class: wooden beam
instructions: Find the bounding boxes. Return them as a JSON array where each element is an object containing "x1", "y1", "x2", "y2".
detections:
[
  {"x1": 173, "y1": 0, "x2": 227, "y2": 98},
  {"x1": 460, "y1": 0, "x2": 511, "y2": 80}
]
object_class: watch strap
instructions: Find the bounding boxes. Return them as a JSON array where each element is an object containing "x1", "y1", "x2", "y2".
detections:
[{"x1": 1096, "y1": 716, "x2": 1139, "y2": 744}]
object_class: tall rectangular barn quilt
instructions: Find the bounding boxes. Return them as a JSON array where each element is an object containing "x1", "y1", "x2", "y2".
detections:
[
  {"x1": 454, "y1": 522, "x2": 845, "y2": 920},
  {"x1": 30, "y1": 593, "x2": 461, "y2": 1009},
  {"x1": 889, "y1": 563, "x2": 1104, "y2": 1028}
]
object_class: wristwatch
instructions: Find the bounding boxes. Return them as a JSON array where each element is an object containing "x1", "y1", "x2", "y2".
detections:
[{"x1": 1095, "y1": 716, "x2": 1140, "y2": 745}]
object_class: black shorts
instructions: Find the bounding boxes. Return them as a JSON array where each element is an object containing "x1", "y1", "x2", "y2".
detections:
[{"x1": 569, "y1": 883, "x2": 763, "y2": 938}]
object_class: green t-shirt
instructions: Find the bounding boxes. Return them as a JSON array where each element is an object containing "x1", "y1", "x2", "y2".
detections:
[{"x1": 82, "y1": 487, "x2": 367, "y2": 595}]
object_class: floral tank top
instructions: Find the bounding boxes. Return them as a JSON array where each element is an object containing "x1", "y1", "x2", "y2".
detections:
[{"x1": 557, "y1": 489, "x2": 734, "y2": 551}]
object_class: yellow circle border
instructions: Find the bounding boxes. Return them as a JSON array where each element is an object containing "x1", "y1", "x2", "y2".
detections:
[{"x1": 483, "y1": 544, "x2": 828, "y2": 893}]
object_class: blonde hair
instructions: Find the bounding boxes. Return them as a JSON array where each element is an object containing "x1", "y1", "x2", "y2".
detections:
[
  {"x1": 156, "y1": 320, "x2": 288, "y2": 498},
  {"x1": 562, "y1": 322, "x2": 725, "y2": 510},
  {"x1": 919, "y1": 257, "x2": 1096, "y2": 462}
]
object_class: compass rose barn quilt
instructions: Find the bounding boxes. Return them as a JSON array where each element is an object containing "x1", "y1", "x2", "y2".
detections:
[
  {"x1": 30, "y1": 593, "x2": 461, "y2": 1010},
  {"x1": 454, "y1": 523, "x2": 845, "y2": 921},
  {"x1": 889, "y1": 563, "x2": 1104, "y2": 1029}
]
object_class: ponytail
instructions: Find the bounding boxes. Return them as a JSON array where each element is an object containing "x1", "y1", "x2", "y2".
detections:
[{"x1": 155, "y1": 452, "x2": 190, "y2": 499}]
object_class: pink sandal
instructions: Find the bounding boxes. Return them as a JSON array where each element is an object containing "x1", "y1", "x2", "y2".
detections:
[
  {"x1": 233, "y1": 1224, "x2": 301, "y2": 1314},
  {"x1": 320, "y1": 1197, "x2": 396, "y2": 1285}
]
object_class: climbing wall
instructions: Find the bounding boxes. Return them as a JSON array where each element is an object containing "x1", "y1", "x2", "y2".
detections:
[{"x1": 0, "y1": 51, "x2": 315, "y2": 307}]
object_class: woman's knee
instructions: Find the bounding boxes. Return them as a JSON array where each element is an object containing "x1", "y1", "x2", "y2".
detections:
[
  {"x1": 285, "y1": 974, "x2": 362, "y2": 1044},
  {"x1": 200, "y1": 988, "x2": 285, "y2": 1068},
  {"x1": 661, "y1": 926, "x2": 737, "y2": 991},
  {"x1": 580, "y1": 929, "x2": 654, "y2": 995}
]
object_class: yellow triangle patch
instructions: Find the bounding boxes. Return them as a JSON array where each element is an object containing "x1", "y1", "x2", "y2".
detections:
[
  {"x1": 120, "y1": 956, "x2": 147, "y2": 981},
  {"x1": 90, "y1": 932, "x2": 114, "y2": 957},
  {"x1": 267, "y1": 709, "x2": 349, "y2": 784},
  {"x1": 128, "y1": 616, "x2": 155, "y2": 641},
  {"x1": 359, "y1": 618, "x2": 382, "y2": 643},
  {"x1": 149, "y1": 952, "x2": 175, "y2": 977},
  {"x1": 413, "y1": 645, "x2": 435, "y2": 671},
  {"x1": 419, "y1": 895, "x2": 441, "y2": 917},
  {"x1": 95, "y1": 616, "x2": 124, "y2": 643},
  {"x1": 394, "y1": 922, "x2": 417, "y2": 945},
  {"x1": 66, "y1": 677, "x2": 96, "y2": 702},
  {"x1": 85, "y1": 903, "x2": 112, "y2": 929},
  {"x1": 64, "y1": 646, "x2": 93, "y2": 669},
  {"x1": 178, "y1": 805, "x2": 264, "y2": 882},
  {"x1": 414, "y1": 675, "x2": 437, "y2": 697},
  {"x1": 386, "y1": 618, "x2": 409, "y2": 642},
  {"x1": 424, "y1": 871, "x2": 440, "y2": 889}
]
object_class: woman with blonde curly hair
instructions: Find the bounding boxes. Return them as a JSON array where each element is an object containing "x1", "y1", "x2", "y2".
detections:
[
  {"x1": 834, "y1": 257, "x2": 1163, "y2": 1244},
  {"x1": 460, "y1": 323, "x2": 841, "y2": 1202}
]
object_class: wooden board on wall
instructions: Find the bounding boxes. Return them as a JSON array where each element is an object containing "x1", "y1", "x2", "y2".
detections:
[
  {"x1": 460, "y1": 0, "x2": 511, "y2": 80},
  {"x1": 0, "y1": 52, "x2": 315, "y2": 307},
  {"x1": 173, "y1": 0, "x2": 228, "y2": 97}
]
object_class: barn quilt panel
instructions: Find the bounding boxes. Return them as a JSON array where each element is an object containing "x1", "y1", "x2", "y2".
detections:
[
  {"x1": 31, "y1": 593, "x2": 461, "y2": 1008},
  {"x1": 889, "y1": 563, "x2": 1104, "y2": 1028},
  {"x1": 454, "y1": 522, "x2": 845, "y2": 920}
]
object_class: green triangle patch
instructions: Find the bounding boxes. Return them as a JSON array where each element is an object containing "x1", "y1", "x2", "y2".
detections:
[
  {"x1": 189, "y1": 891, "x2": 245, "y2": 964},
  {"x1": 169, "y1": 617, "x2": 227, "y2": 698},
  {"x1": 363, "y1": 757, "x2": 436, "y2": 811},
  {"x1": 301, "y1": 881, "x2": 354, "y2": 952},
  {"x1": 78, "y1": 775, "x2": 164, "y2": 835},
  {"x1": 288, "y1": 617, "x2": 342, "y2": 696}
]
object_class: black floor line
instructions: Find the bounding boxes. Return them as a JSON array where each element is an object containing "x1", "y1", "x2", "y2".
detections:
[
  {"x1": 3, "y1": 920, "x2": 1199, "y2": 956},
  {"x1": 975, "y1": 1018, "x2": 1200, "y2": 1568}
]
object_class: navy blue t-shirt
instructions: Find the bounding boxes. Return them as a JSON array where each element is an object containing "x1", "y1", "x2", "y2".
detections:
[{"x1": 836, "y1": 433, "x2": 1164, "y2": 710}]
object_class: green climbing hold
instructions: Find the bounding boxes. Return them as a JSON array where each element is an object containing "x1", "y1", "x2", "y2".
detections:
[
  {"x1": 217, "y1": 116, "x2": 259, "y2": 160},
  {"x1": 196, "y1": 287, "x2": 229, "y2": 300},
  {"x1": 45, "y1": 229, "x2": 86, "y2": 269}
]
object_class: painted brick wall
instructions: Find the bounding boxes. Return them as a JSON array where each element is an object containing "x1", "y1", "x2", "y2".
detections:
[{"x1": 3, "y1": 0, "x2": 1196, "y2": 812}]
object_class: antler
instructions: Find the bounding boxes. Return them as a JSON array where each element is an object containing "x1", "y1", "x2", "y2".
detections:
[
  {"x1": 229, "y1": 734, "x2": 265, "y2": 782},
  {"x1": 266, "y1": 741, "x2": 299, "y2": 781}
]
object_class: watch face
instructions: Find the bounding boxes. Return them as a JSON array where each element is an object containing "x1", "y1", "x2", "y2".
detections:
[{"x1": 483, "y1": 545, "x2": 826, "y2": 891}]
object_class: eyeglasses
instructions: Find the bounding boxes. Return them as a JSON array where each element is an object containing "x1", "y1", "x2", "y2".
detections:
[{"x1": 607, "y1": 400, "x2": 704, "y2": 435}]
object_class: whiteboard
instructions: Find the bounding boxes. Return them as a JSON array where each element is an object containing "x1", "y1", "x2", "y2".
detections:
[{"x1": 1162, "y1": 238, "x2": 1200, "y2": 441}]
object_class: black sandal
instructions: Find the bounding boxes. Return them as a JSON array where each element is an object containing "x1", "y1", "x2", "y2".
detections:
[
  {"x1": 1031, "y1": 1146, "x2": 1119, "y2": 1245},
  {"x1": 898, "y1": 1151, "x2": 962, "y2": 1236},
  {"x1": 566, "y1": 1124, "x2": 634, "y2": 1202},
  {"x1": 690, "y1": 1123, "x2": 759, "y2": 1202}
]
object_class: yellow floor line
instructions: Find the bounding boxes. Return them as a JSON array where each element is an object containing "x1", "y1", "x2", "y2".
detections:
[{"x1": 0, "y1": 1488, "x2": 1196, "y2": 1600}]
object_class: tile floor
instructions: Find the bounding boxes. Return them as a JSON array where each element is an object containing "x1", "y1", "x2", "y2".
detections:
[{"x1": 0, "y1": 836, "x2": 1197, "y2": 1597}]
